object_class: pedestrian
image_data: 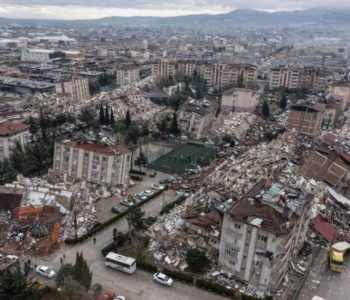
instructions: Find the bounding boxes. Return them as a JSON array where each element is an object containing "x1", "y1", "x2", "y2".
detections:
[
  {"x1": 93, "y1": 237, "x2": 96, "y2": 245},
  {"x1": 63, "y1": 253, "x2": 66, "y2": 259},
  {"x1": 60, "y1": 257, "x2": 63, "y2": 264}
]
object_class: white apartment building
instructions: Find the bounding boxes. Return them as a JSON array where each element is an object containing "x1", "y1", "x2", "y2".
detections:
[
  {"x1": 53, "y1": 140, "x2": 132, "y2": 186},
  {"x1": 151, "y1": 59, "x2": 176, "y2": 79},
  {"x1": 116, "y1": 67, "x2": 140, "y2": 86},
  {"x1": 219, "y1": 181, "x2": 313, "y2": 293},
  {"x1": 221, "y1": 88, "x2": 260, "y2": 113},
  {"x1": 269, "y1": 67, "x2": 300, "y2": 90},
  {"x1": 178, "y1": 99, "x2": 215, "y2": 139},
  {"x1": 55, "y1": 78, "x2": 90, "y2": 101},
  {"x1": 21, "y1": 49, "x2": 64, "y2": 63},
  {"x1": 0, "y1": 121, "x2": 30, "y2": 161}
]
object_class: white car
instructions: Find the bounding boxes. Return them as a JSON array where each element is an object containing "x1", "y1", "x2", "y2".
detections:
[
  {"x1": 153, "y1": 272, "x2": 173, "y2": 287},
  {"x1": 36, "y1": 265, "x2": 56, "y2": 279},
  {"x1": 151, "y1": 184, "x2": 165, "y2": 190},
  {"x1": 142, "y1": 190, "x2": 153, "y2": 196},
  {"x1": 115, "y1": 296, "x2": 126, "y2": 300},
  {"x1": 7, "y1": 255, "x2": 19, "y2": 263}
]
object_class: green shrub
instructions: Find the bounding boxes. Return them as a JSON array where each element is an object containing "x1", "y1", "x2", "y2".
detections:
[
  {"x1": 136, "y1": 259, "x2": 158, "y2": 272},
  {"x1": 130, "y1": 175, "x2": 143, "y2": 181},
  {"x1": 129, "y1": 169, "x2": 146, "y2": 176},
  {"x1": 162, "y1": 268, "x2": 194, "y2": 284},
  {"x1": 196, "y1": 278, "x2": 235, "y2": 297}
]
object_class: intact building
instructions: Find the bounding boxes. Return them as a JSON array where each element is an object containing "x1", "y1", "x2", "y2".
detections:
[
  {"x1": 0, "y1": 121, "x2": 30, "y2": 161},
  {"x1": 221, "y1": 88, "x2": 260, "y2": 114},
  {"x1": 219, "y1": 180, "x2": 313, "y2": 292},
  {"x1": 286, "y1": 104, "x2": 325, "y2": 138},
  {"x1": 53, "y1": 140, "x2": 131, "y2": 186},
  {"x1": 116, "y1": 66, "x2": 140, "y2": 86},
  {"x1": 55, "y1": 78, "x2": 90, "y2": 101},
  {"x1": 21, "y1": 49, "x2": 64, "y2": 63}
]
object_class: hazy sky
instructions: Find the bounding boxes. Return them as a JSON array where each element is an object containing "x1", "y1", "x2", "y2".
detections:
[{"x1": 0, "y1": 0, "x2": 348, "y2": 19}]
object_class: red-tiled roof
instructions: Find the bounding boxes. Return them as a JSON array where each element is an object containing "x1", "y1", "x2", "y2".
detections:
[{"x1": 0, "y1": 121, "x2": 29, "y2": 137}]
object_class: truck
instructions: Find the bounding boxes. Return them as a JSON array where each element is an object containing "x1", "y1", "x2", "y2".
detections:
[{"x1": 329, "y1": 241, "x2": 350, "y2": 272}]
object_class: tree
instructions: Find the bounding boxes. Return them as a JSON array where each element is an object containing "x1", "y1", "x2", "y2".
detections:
[
  {"x1": 110, "y1": 109, "x2": 115, "y2": 127},
  {"x1": 280, "y1": 94, "x2": 287, "y2": 109},
  {"x1": 61, "y1": 276, "x2": 90, "y2": 300},
  {"x1": 79, "y1": 107, "x2": 98, "y2": 129},
  {"x1": 186, "y1": 249, "x2": 210, "y2": 272},
  {"x1": 29, "y1": 116, "x2": 38, "y2": 138},
  {"x1": 55, "y1": 264, "x2": 74, "y2": 288},
  {"x1": 39, "y1": 109, "x2": 48, "y2": 142},
  {"x1": 237, "y1": 74, "x2": 244, "y2": 88},
  {"x1": 89, "y1": 80, "x2": 100, "y2": 95},
  {"x1": 0, "y1": 158, "x2": 16, "y2": 185},
  {"x1": 10, "y1": 141, "x2": 25, "y2": 173},
  {"x1": 99, "y1": 103, "x2": 105, "y2": 125},
  {"x1": 125, "y1": 110, "x2": 131, "y2": 128},
  {"x1": 262, "y1": 101, "x2": 270, "y2": 117},
  {"x1": 135, "y1": 149, "x2": 148, "y2": 172},
  {"x1": 130, "y1": 207, "x2": 145, "y2": 229},
  {"x1": 124, "y1": 125, "x2": 139, "y2": 146},
  {"x1": 104, "y1": 103, "x2": 109, "y2": 126},
  {"x1": 170, "y1": 111, "x2": 180, "y2": 135},
  {"x1": 73, "y1": 252, "x2": 92, "y2": 290}
]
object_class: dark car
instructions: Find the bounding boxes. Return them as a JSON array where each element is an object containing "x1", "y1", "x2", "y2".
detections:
[
  {"x1": 111, "y1": 206, "x2": 125, "y2": 214},
  {"x1": 86, "y1": 222, "x2": 101, "y2": 231},
  {"x1": 149, "y1": 170, "x2": 157, "y2": 177}
]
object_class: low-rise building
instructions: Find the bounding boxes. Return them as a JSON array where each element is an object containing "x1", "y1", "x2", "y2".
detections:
[
  {"x1": 177, "y1": 99, "x2": 215, "y2": 139},
  {"x1": 219, "y1": 180, "x2": 313, "y2": 292},
  {"x1": 53, "y1": 140, "x2": 132, "y2": 186},
  {"x1": 0, "y1": 121, "x2": 30, "y2": 161},
  {"x1": 286, "y1": 103, "x2": 325, "y2": 138},
  {"x1": 221, "y1": 88, "x2": 260, "y2": 114}
]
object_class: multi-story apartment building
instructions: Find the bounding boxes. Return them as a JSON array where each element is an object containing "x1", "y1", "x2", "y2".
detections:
[
  {"x1": 151, "y1": 59, "x2": 176, "y2": 79},
  {"x1": 152, "y1": 60, "x2": 257, "y2": 88},
  {"x1": 21, "y1": 49, "x2": 65, "y2": 63},
  {"x1": 221, "y1": 88, "x2": 260, "y2": 114},
  {"x1": 0, "y1": 121, "x2": 30, "y2": 161},
  {"x1": 116, "y1": 66, "x2": 140, "y2": 86},
  {"x1": 177, "y1": 99, "x2": 215, "y2": 139},
  {"x1": 269, "y1": 66, "x2": 300, "y2": 90},
  {"x1": 286, "y1": 103, "x2": 325, "y2": 138},
  {"x1": 219, "y1": 180, "x2": 313, "y2": 292},
  {"x1": 53, "y1": 140, "x2": 132, "y2": 186},
  {"x1": 329, "y1": 81, "x2": 350, "y2": 111},
  {"x1": 55, "y1": 78, "x2": 90, "y2": 101}
]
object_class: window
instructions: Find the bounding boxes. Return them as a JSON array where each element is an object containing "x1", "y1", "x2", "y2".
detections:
[
  {"x1": 258, "y1": 234, "x2": 267, "y2": 243},
  {"x1": 225, "y1": 245, "x2": 238, "y2": 258},
  {"x1": 234, "y1": 223, "x2": 241, "y2": 230}
]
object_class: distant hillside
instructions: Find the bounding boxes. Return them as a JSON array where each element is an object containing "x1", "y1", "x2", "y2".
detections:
[{"x1": 0, "y1": 8, "x2": 350, "y2": 27}]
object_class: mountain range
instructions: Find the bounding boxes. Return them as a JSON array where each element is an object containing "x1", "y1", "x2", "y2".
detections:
[{"x1": 0, "y1": 8, "x2": 350, "y2": 28}]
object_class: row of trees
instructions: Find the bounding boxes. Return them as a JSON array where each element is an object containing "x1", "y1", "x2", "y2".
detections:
[
  {"x1": 89, "y1": 73, "x2": 116, "y2": 95},
  {"x1": 157, "y1": 111, "x2": 180, "y2": 136},
  {"x1": 99, "y1": 103, "x2": 115, "y2": 127}
]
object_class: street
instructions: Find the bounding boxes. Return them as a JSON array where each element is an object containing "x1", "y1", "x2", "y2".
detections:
[
  {"x1": 316, "y1": 254, "x2": 350, "y2": 299},
  {"x1": 29, "y1": 173, "x2": 226, "y2": 300}
]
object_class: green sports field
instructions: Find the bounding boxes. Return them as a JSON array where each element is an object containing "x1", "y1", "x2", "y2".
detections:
[{"x1": 151, "y1": 143, "x2": 217, "y2": 175}]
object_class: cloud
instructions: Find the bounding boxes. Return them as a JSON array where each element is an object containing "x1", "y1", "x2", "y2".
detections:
[{"x1": 0, "y1": 0, "x2": 349, "y2": 19}]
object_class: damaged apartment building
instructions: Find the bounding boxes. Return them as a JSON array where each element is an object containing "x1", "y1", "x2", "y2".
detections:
[
  {"x1": 219, "y1": 179, "x2": 314, "y2": 294},
  {"x1": 52, "y1": 139, "x2": 131, "y2": 186}
]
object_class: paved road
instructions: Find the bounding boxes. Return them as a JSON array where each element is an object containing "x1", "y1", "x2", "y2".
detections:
[
  {"x1": 30, "y1": 182, "x2": 225, "y2": 300},
  {"x1": 316, "y1": 254, "x2": 350, "y2": 299}
]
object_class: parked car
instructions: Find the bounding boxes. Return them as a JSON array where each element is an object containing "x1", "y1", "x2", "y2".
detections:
[
  {"x1": 151, "y1": 184, "x2": 165, "y2": 190},
  {"x1": 135, "y1": 193, "x2": 147, "y2": 200},
  {"x1": 111, "y1": 206, "x2": 125, "y2": 214},
  {"x1": 149, "y1": 170, "x2": 157, "y2": 177},
  {"x1": 116, "y1": 296, "x2": 126, "y2": 300},
  {"x1": 7, "y1": 255, "x2": 19, "y2": 263},
  {"x1": 153, "y1": 272, "x2": 173, "y2": 287},
  {"x1": 120, "y1": 198, "x2": 135, "y2": 207},
  {"x1": 86, "y1": 222, "x2": 102, "y2": 232},
  {"x1": 142, "y1": 190, "x2": 153, "y2": 196},
  {"x1": 36, "y1": 265, "x2": 55, "y2": 279}
]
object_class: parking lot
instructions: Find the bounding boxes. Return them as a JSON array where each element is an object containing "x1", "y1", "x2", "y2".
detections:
[{"x1": 95, "y1": 170, "x2": 179, "y2": 222}]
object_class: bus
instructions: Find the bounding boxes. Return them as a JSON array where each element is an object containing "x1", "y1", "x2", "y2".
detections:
[{"x1": 105, "y1": 252, "x2": 136, "y2": 274}]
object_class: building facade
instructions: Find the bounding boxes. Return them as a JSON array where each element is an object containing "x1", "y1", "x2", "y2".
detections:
[
  {"x1": 55, "y1": 78, "x2": 90, "y2": 101},
  {"x1": 0, "y1": 121, "x2": 30, "y2": 161},
  {"x1": 219, "y1": 180, "x2": 313, "y2": 292},
  {"x1": 286, "y1": 104, "x2": 325, "y2": 138},
  {"x1": 53, "y1": 140, "x2": 132, "y2": 186},
  {"x1": 221, "y1": 88, "x2": 260, "y2": 114},
  {"x1": 116, "y1": 67, "x2": 140, "y2": 86}
]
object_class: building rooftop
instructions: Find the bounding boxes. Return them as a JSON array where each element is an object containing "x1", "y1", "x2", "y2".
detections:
[
  {"x1": 60, "y1": 139, "x2": 131, "y2": 156},
  {"x1": 0, "y1": 121, "x2": 29, "y2": 137}
]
